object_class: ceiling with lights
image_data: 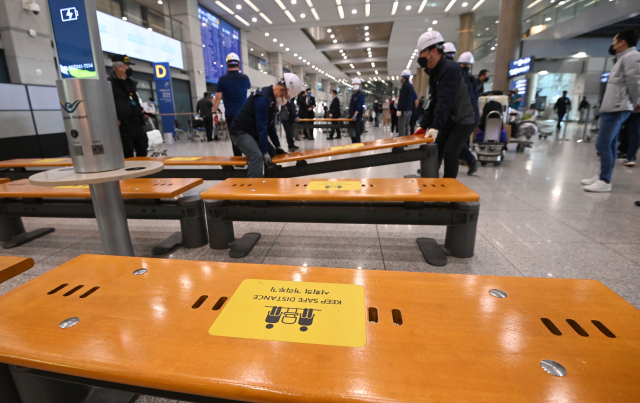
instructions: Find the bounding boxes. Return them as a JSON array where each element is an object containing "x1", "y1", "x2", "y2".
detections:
[{"x1": 198, "y1": 0, "x2": 502, "y2": 85}]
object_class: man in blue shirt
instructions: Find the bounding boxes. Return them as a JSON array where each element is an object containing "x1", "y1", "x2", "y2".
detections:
[
  {"x1": 349, "y1": 78, "x2": 365, "y2": 143},
  {"x1": 230, "y1": 73, "x2": 302, "y2": 178},
  {"x1": 212, "y1": 53, "x2": 251, "y2": 156}
]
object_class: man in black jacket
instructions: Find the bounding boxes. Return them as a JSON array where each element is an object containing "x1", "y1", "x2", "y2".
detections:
[
  {"x1": 413, "y1": 31, "x2": 476, "y2": 178},
  {"x1": 326, "y1": 90, "x2": 342, "y2": 139},
  {"x1": 109, "y1": 54, "x2": 147, "y2": 158},
  {"x1": 554, "y1": 90, "x2": 572, "y2": 129}
]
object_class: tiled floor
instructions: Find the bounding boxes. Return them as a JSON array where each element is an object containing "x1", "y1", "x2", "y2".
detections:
[{"x1": 2, "y1": 121, "x2": 639, "y2": 403}]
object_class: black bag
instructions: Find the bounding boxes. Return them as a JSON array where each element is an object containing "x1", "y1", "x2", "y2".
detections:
[{"x1": 479, "y1": 100, "x2": 503, "y2": 132}]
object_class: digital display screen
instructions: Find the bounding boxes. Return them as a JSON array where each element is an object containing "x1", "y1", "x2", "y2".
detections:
[
  {"x1": 48, "y1": 0, "x2": 97, "y2": 79},
  {"x1": 508, "y1": 56, "x2": 534, "y2": 79},
  {"x1": 97, "y1": 12, "x2": 184, "y2": 69},
  {"x1": 198, "y1": 6, "x2": 242, "y2": 84}
]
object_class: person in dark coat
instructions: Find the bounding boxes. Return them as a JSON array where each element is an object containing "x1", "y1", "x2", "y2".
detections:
[
  {"x1": 327, "y1": 90, "x2": 342, "y2": 139},
  {"x1": 457, "y1": 51, "x2": 481, "y2": 175},
  {"x1": 390, "y1": 96, "x2": 398, "y2": 133},
  {"x1": 554, "y1": 90, "x2": 572, "y2": 129},
  {"x1": 349, "y1": 78, "x2": 365, "y2": 143},
  {"x1": 281, "y1": 98, "x2": 299, "y2": 151},
  {"x1": 109, "y1": 54, "x2": 147, "y2": 158},
  {"x1": 297, "y1": 91, "x2": 311, "y2": 139}
]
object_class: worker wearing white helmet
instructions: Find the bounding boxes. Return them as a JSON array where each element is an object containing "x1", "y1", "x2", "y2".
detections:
[
  {"x1": 396, "y1": 69, "x2": 418, "y2": 137},
  {"x1": 229, "y1": 73, "x2": 302, "y2": 177},
  {"x1": 212, "y1": 52, "x2": 251, "y2": 149},
  {"x1": 349, "y1": 77, "x2": 365, "y2": 143},
  {"x1": 413, "y1": 30, "x2": 477, "y2": 179},
  {"x1": 443, "y1": 42, "x2": 457, "y2": 60},
  {"x1": 457, "y1": 51, "x2": 481, "y2": 175}
]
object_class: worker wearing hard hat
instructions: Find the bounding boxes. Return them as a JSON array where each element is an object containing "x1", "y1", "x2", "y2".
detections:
[
  {"x1": 443, "y1": 42, "x2": 457, "y2": 60},
  {"x1": 396, "y1": 69, "x2": 417, "y2": 137},
  {"x1": 413, "y1": 30, "x2": 476, "y2": 179},
  {"x1": 349, "y1": 78, "x2": 365, "y2": 143},
  {"x1": 457, "y1": 51, "x2": 481, "y2": 175},
  {"x1": 212, "y1": 53, "x2": 251, "y2": 153},
  {"x1": 230, "y1": 73, "x2": 301, "y2": 178}
]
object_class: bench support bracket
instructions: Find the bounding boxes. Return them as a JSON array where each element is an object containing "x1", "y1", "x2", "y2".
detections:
[
  {"x1": 416, "y1": 238, "x2": 447, "y2": 266},
  {"x1": 3, "y1": 227, "x2": 55, "y2": 249}
]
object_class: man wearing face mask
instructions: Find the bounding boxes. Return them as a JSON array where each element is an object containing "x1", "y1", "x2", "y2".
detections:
[
  {"x1": 412, "y1": 31, "x2": 476, "y2": 179},
  {"x1": 230, "y1": 73, "x2": 301, "y2": 178},
  {"x1": 109, "y1": 54, "x2": 148, "y2": 158},
  {"x1": 443, "y1": 42, "x2": 457, "y2": 61},
  {"x1": 477, "y1": 69, "x2": 490, "y2": 95},
  {"x1": 582, "y1": 29, "x2": 640, "y2": 192},
  {"x1": 396, "y1": 69, "x2": 416, "y2": 137},
  {"x1": 458, "y1": 51, "x2": 481, "y2": 175},
  {"x1": 349, "y1": 78, "x2": 365, "y2": 143}
]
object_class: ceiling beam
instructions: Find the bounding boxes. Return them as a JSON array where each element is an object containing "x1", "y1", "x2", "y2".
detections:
[
  {"x1": 316, "y1": 40, "x2": 390, "y2": 51},
  {"x1": 331, "y1": 56, "x2": 387, "y2": 64}
]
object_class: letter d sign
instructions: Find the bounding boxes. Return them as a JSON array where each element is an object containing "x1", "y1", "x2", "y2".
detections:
[{"x1": 155, "y1": 65, "x2": 166, "y2": 79}]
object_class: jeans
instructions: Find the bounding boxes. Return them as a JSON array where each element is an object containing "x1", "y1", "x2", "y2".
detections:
[
  {"x1": 282, "y1": 120, "x2": 295, "y2": 148},
  {"x1": 596, "y1": 111, "x2": 631, "y2": 183},
  {"x1": 203, "y1": 115, "x2": 214, "y2": 141},
  {"x1": 624, "y1": 113, "x2": 640, "y2": 161},
  {"x1": 225, "y1": 114, "x2": 243, "y2": 156},
  {"x1": 436, "y1": 122, "x2": 477, "y2": 178},
  {"x1": 231, "y1": 131, "x2": 265, "y2": 178},
  {"x1": 398, "y1": 111, "x2": 412, "y2": 137},
  {"x1": 374, "y1": 114, "x2": 380, "y2": 126}
]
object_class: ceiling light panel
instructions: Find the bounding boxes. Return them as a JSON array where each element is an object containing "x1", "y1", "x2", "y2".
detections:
[
  {"x1": 215, "y1": 1, "x2": 234, "y2": 15},
  {"x1": 244, "y1": 0, "x2": 260, "y2": 12},
  {"x1": 444, "y1": 0, "x2": 457, "y2": 12},
  {"x1": 274, "y1": 0, "x2": 286, "y2": 11}
]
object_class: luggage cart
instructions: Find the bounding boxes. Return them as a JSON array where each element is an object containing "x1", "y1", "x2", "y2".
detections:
[{"x1": 474, "y1": 111, "x2": 506, "y2": 166}]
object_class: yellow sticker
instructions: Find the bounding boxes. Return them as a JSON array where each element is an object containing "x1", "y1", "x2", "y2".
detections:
[
  {"x1": 55, "y1": 185, "x2": 89, "y2": 189},
  {"x1": 167, "y1": 157, "x2": 202, "y2": 161},
  {"x1": 209, "y1": 279, "x2": 366, "y2": 347},
  {"x1": 35, "y1": 158, "x2": 69, "y2": 163},
  {"x1": 330, "y1": 143, "x2": 364, "y2": 151},
  {"x1": 307, "y1": 181, "x2": 362, "y2": 191}
]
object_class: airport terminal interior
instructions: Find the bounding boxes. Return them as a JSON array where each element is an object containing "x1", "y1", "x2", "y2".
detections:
[{"x1": 1, "y1": 0, "x2": 640, "y2": 402}]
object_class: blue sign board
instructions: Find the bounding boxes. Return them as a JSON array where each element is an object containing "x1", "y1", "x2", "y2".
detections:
[
  {"x1": 153, "y1": 62, "x2": 175, "y2": 136},
  {"x1": 48, "y1": 0, "x2": 97, "y2": 78},
  {"x1": 508, "y1": 56, "x2": 534, "y2": 78},
  {"x1": 198, "y1": 6, "x2": 242, "y2": 84}
]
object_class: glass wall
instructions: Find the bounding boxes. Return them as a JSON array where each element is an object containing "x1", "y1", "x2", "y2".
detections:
[{"x1": 522, "y1": 0, "x2": 610, "y2": 37}]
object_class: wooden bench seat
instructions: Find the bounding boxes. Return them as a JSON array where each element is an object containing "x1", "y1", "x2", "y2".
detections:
[
  {"x1": 128, "y1": 155, "x2": 247, "y2": 166},
  {"x1": 0, "y1": 256, "x2": 34, "y2": 284},
  {"x1": 202, "y1": 178, "x2": 479, "y2": 264},
  {"x1": 0, "y1": 158, "x2": 73, "y2": 168},
  {"x1": 0, "y1": 178, "x2": 202, "y2": 199},
  {"x1": 0, "y1": 178, "x2": 207, "y2": 254},
  {"x1": 0, "y1": 254, "x2": 638, "y2": 403}
]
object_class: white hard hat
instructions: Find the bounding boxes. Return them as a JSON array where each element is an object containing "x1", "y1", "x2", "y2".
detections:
[
  {"x1": 226, "y1": 53, "x2": 240, "y2": 65},
  {"x1": 282, "y1": 73, "x2": 302, "y2": 99},
  {"x1": 417, "y1": 30, "x2": 445, "y2": 53},
  {"x1": 401, "y1": 69, "x2": 412, "y2": 77},
  {"x1": 443, "y1": 42, "x2": 457, "y2": 54},
  {"x1": 458, "y1": 51, "x2": 475, "y2": 64},
  {"x1": 352, "y1": 77, "x2": 362, "y2": 84}
]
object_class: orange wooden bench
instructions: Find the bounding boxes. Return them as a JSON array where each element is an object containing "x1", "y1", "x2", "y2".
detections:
[
  {"x1": 201, "y1": 178, "x2": 479, "y2": 264},
  {"x1": 0, "y1": 178, "x2": 207, "y2": 255},
  {"x1": 0, "y1": 254, "x2": 637, "y2": 403},
  {"x1": 0, "y1": 256, "x2": 34, "y2": 284},
  {"x1": 0, "y1": 134, "x2": 437, "y2": 180}
]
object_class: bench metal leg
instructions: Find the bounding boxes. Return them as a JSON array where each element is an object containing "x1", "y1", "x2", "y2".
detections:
[
  {"x1": 420, "y1": 143, "x2": 439, "y2": 178},
  {"x1": 0, "y1": 364, "x2": 21, "y2": 403},
  {"x1": 3, "y1": 228, "x2": 55, "y2": 249},
  {"x1": 205, "y1": 200, "x2": 236, "y2": 249},
  {"x1": 179, "y1": 196, "x2": 208, "y2": 249},
  {"x1": 444, "y1": 202, "x2": 480, "y2": 258},
  {"x1": 10, "y1": 365, "x2": 137, "y2": 403},
  {"x1": 0, "y1": 216, "x2": 26, "y2": 242}
]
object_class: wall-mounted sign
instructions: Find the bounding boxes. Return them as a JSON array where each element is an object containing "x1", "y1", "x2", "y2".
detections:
[
  {"x1": 198, "y1": 6, "x2": 242, "y2": 84},
  {"x1": 508, "y1": 56, "x2": 534, "y2": 78}
]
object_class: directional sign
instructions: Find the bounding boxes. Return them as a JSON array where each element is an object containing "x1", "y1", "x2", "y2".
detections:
[{"x1": 209, "y1": 279, "x2": 366, "y2": 347}]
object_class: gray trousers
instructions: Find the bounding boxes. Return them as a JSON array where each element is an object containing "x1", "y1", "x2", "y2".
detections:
[
  {"x1": 231, "y1": 131, "x2": 264, "y2": 178},
  {"x1": 398, "y1": 111, "x2": 412, "y2": 137}
]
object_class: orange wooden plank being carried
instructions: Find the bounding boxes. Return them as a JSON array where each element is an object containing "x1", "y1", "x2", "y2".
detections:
[
  {"x1": 200, "y1": 177, "x2": 479, "y2": 203},
  {"x1": 0, "y1": 256, "x2": 34, "y2": 284},
  {"x1": 0, "y1": 178, "x2": 203, "y2": 199},
  {"x1": 272, "y1": 133, "x2": 434, "y2": 164},
  {"x1": 0, "y1": 254, "x2": 637, "y2": 402},
  {"x1": 0, "y1": 158, "x2": 73, "y2": 168}
]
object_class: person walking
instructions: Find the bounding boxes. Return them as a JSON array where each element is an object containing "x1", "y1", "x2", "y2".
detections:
[
  {"x1": 109, "y1": 54, "x2": 148, "y2": 158},
  {"x1": 477, "y1": 69, "x2": 490, "y2": 95},
  {"x1": 212, "y1": 53, "x2": 251, "y2": 154},
  {"x1": 373, "y1": 98, "x2": 381, "y2": 127},
  {"x1": 326, "y1": 89, "x2": 342, "y2": 139},
  {"x1": 382, "y1": 98, "x2": 390, "y2": 128},
  {"x1": 349, "y1": 78, "x2": 365, "y2": 143},
  {"x1": 396, "y1": 69, "x2": 415, "y2": 137},
  {"x1": 456, "y1": 51, "x2": 481, "y2": 175},
  {"x1": 297, "y1": 91, "x2": 311, "y2": 140},
  {"x1": 582, "y1": 30, "x2": 640, "y2": 192},
  {"x1": 412, "y1": 30, "x2": 476, "y2": 179},
  {"x1": 578, "y1": 96, "x2": 590, "y2": 123},
  {"x1": 281, "y1": 98, "x2": 299, "y2": 152},
  {"x1": 196, "y1": 92, "x2": 215, "y2": 142},
  {"x1": 230, "y1": 73, "x2": 301, "y2": 178},
  {"x1": 390, "y1": 95, "x2": 398, "y2": 133},
  {"x1": 554, "y1": 90, "x2": 572, "y2": 129}
]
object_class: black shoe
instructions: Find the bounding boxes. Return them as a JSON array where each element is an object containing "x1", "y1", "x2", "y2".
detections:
[
  {"x1": 336, "y1": 136, "x2": 342, "y2": 139},
  {"x1": 213, "y1": 137, "x2": 220, "y2": 141},
  {"x1": 325, "y1": 137, "x2": 334, "y2": 140},
  {"x1": 635, "y1": 201, "x2": 640, "y2": 207},
  {"x1": 468, "y1": 160, "x2": 480, "y2": 175},
  {"x1": 288, "y1": 145, "x2": 299, "y2": 152}
]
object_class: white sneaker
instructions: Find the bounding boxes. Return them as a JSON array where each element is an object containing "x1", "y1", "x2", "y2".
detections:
[
  {"x1": 584, "y1": 180, "x2": 612, "y2": 192},
  {"x1": 581, "y1": 175, "x2": 599, "y2": 186},
  {"x1": 623, "y1": 159, "x2": 636, "y2": 167}
]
